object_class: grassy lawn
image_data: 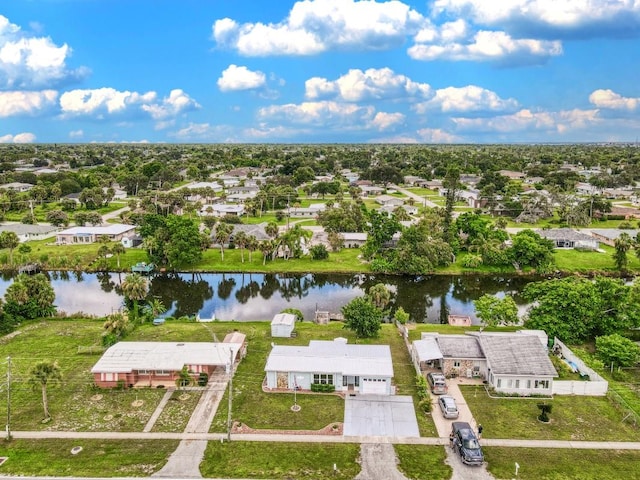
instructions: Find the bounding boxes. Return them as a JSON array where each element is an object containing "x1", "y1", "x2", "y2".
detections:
[
  {"x1": 485, "y1": 448, "x2": 640, "y2": 480},
  {"x1": 0, "y1": 319, "x2": 167, "y2": 431},
  {"x1": 200, "y1": 442, "x2": 361, "y2": 480},
  {"x1": 554, "y1": 244, "x2": 640, "y2": 272},
  {"x1": 395, "y1": 445, "x2": 451, "y2": 480},
  {"x1": 0, "y1": 438, "x2": 178, "y2": 477},
  {"x1": 405, "y1": 188, "x2": 439, "y2": 196},
  {"x1": 461, "y1": 385, "x2": 640, "y2": 441},
  {"x1": 150, "y1": 389, "x2": 203, "y2": 432}
]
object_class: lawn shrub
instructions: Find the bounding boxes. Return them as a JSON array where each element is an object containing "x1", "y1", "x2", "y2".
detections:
[
  {"x1": 310, "y1": 383, "x2": 335, "y2": 393},
  {"x1": 416, "y1": 374, "x2": 429, "y2": 400}
]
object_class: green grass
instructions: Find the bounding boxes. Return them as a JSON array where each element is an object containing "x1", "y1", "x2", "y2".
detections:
[
  {"x1": 554, "y1": 244, "x2": 640, "y2": 272},
  {"x1": 151, "y1": 389, "x2": 203, "y2": 432},
  {"x1": 462, "y1": 385, "x2": 640, "y2": 441},
  {"x1": 200, "y1": 442, "x2": 361, "y2": 479},
  {"x1": 485, "y1": 448, "x2": 640, "y2": 480},
  {"x1": 394, "y1": 445, "x2": 451, "y2": 480},
  {"x1": 0, "y1": 439, "x2": 178, "y2": 477},
  {"x1": 405, "y1": 188, "x2": 439, "y2": 196}
]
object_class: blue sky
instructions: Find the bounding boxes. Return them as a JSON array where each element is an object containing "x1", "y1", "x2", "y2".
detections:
[{"x1": 1, "y1": 0, "x2": 639, "y2": 144}]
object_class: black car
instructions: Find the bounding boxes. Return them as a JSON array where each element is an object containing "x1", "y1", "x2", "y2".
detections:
[{"x1": 451, "y1": 421, "x2": 484, "y2": 466}]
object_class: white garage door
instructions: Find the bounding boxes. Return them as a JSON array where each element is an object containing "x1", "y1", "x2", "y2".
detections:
[{"x1": 361, "y1": 378, "x2": 387, "y2": 395}]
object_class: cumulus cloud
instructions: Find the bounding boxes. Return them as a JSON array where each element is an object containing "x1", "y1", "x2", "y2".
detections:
[
  {"x1": 432, "y1": 0, "x2": 640, "y2": 38},
  {"x1": 409, "y1": 30, "x2": 562, "y2": 65},
  {"x1": 69, "y1": 129, "x2": 83, "y2": 138},
  {"x1": 305, "y1": 67, "x2": 432, "y2": 101},
  {"x1": 218, "y1": 64, "x2": 266, "y2": 92},
  {"x1": 0, "y1": 132, "x2": 36, "y2": 143},
  {"x1": 413, "y1": 85, "x2": 518, "y2": 113},
  {"x1": 212, "y1": 0, "x2": 424, "y2": 56},
  {"x1": 60, "y1": 87, "x2": 199, "y2": 120},
  {"x1": 370, "y1": 111, "x2": 405, "y2": 130},
  {"x1": 0, "y1": 90, "x2": 57, "y2": 117},
  {"x1": 452, "y1": 108, "x2": 599, "y2": 134},
  {"x1": 589, "y1": 89, "x2": 639, "y2": 110},
  {"x1": 0, "y1": 15, "x2": 88, "y2": 89},
  {"x1": 416, "y1": 127, "x2": 462, "y2": 143}
]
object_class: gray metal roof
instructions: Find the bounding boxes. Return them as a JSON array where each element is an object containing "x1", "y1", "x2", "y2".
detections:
[
  {"x1": 436, "y1": 336, "x2": 485, "y2": 359},
  {"x1": 271, "y1": 313, "x2": 296, "y2": 326},
  {"x1": 589, "y1": 229, "x2": 640, "y2": 240},
  {"x1": 0, "y1": 224, "x2": 59, "y2": 235},
  {"x1": 91, "y1": 341, "x2": 242, "y2": 373},
  {"x1": 413, "y1": 337, "x2": 443, "y2": 362},
  {"x1": 264, "y1": 339, "x2": 393, "y2": 377},
  {"x1": 479, "y1": 335, "x2": 557, "y2": 376}
]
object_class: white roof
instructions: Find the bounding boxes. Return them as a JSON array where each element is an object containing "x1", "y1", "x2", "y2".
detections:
[
  {"x1": 91, "y1": 341, "x2": 241, "y2": 373},
  {"x1": 271, "y1": 313, "x2": 296, "y2": 326},
  {"x1": 212, "y1": 204, "x2": 244, "y2": 213},
  {"x1": 57, "y1": 224, "x2": 136, "y2": 236},
  {"x1": 183, "y1": 182, "x2": 223, "y2": 190},
  {"x1": 413, "y1": 337, "x2": 443, "y2": 362},
  {"x1": 264, "y1": 339, "x2": 393, "y2": 377}
]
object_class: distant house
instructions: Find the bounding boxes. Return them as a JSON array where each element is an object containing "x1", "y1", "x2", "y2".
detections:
[
  {"x1": 536, "y1": 228, "x2": 599, "y2": 250},
  {"x1": 289, "y1": 204, "x2": 326, "y2": 218},
  {"x1": 271, "y1": 313, "x2": 296, "y2": 338},
  {"x1": 121, "y1": 235, "x2": 143, "y2": 248},
  {"x1": 207, "y1": 203, "x2": 245, "y2": 217},
  {"x1": 91, "y1": 338, "x2": 246, "y2": 388},
  {"x1": 56, "y1": 224, "x2": 137, "y2": 245},
  {"x1": 589, "y1": 229, "x2": 640, "y2": 247},
  {"x1": 412, "y1": 331, "x2": 557, "y2": 396},
  {"x1": 0, "y1": 224, "x2": 60, "y2": 243},
  {"x1": 342, "y1": 232, "x2": 367, "y2": 248},
  {"x1": 607, "y1": 206, "x2": 640, "y2": 219},
  {"x1": 264, "y1": 338, "x2": 394, "y2": 395},
  {"x1": 379, "y1": 204, "x2": 418, "y2": 216},
  {"x1": 0, "y1": 182, "x2": 34, "y2": 192},
  {"x1": 498, "y1": 170, "x2": 526, "y2": 180},
  {"x1": 375, "y1": 195, "x2": 404, "y2": 207},
  {"x1": 359, "y1": 185, "x2": 385, "y2": 197}
]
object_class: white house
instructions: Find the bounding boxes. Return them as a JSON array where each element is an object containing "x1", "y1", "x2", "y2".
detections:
[
  {"x1": 56, "y1": 224, "x2": 137, "y2": 244},
  {"x1": 412, "y1": 331, "x2": 557, "y2": 396},
  {"x1": 264, "y1": 338, "x2": 394, "y2": 395},
  {"x1": 0, "y1": 224, "x2": 60, "y2": 242},
  {"x1": 271, "y1": 313, "x2": 296, "y2": 337},
  {"x1": 376, "y1": 195, "x2": 405, "y2": 207},
  {"x1": 0, "y1": 182, "x2": 34, "y2": 192},
  {"x1": 203, "y1": 203, "x2": 245, "y2": 217}
]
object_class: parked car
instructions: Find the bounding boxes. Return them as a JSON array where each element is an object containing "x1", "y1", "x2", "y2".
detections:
[
  {"x1": 438, "y1": 395, "x2": 459, "y2": 419},
  {"x1": 427, "y1": 372, "x2": 448, "y2": 394},
  {"x1": 451, "y1": 421, "x2": 484, "y2": 466}
]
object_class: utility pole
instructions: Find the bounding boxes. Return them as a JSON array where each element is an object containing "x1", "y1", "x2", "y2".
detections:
[
  {"x1": 6, "y1": 356, "x2": 11, "y2": 440},
  {"x1": 226, "y1": 348, "x2": 233, "y2": 442}
]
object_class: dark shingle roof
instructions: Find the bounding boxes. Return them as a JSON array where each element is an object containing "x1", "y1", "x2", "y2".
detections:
[
  {"x1": 437, "y1": 336, "x2": 484, "y2": 359},
  {"x1": 536, "y1": 228, "x2": 594, "y2": 242}
]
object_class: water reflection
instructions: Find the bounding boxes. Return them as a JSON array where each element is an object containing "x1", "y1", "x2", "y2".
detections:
[{"x1": 0, "y1": 272, "x2": 540, "y2": 322}]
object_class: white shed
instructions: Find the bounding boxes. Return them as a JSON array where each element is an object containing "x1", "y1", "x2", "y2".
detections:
[{"x1": 271, "y1": 313, "x2": 296, "y2": 337}]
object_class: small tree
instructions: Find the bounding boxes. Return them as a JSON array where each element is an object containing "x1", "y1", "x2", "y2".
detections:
[
  {"x1": 309, "y1": 244, "x2": 329, "y2": 260},
  {"x1": 342, "y1": 297, "x2": 383, "y2": 338},
  {"x1": 121, "y1": 273, "x2": 149, "y2": 322},
  {"x1": 111, "y1": 243, "x2": 126, "y2": 268},
  {"x1": 176, "y1": 366, "x2": 193, "y2": 389},
  {"x1": 537, "y1": 403, "x2": 553, "y2": 423},
  {"x1": 0, "y1": 231, "x2": 20, "y2": 266},
  {"x1": 394, "y1": 307, "x2": 410, "y2": 325},
  {"x1": 474, "y1": 294, "x2": 519, "y2": 327},
  {"x1": 29, "y1": 361, "x2": 62, "y2": 421},
  {"x1": 280, "y1": 308, "x2": 304, "y2": 322},
  {"x1": 596, "y1": 333, "x2": 640, "y2": 368},
  {"x1": 367, "y1": 283, "x2": 391, "y2": 311}
]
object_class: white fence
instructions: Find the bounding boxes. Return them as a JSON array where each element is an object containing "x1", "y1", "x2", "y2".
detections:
[{"x1": 551, "y1": 338, "x2": 608, "y2": 396}]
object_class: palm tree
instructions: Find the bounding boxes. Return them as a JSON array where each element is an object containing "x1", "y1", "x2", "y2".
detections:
[
  {"x1": 0, "y1": 231, "x2": 20, "y2": 266},
  {"x1": 613, "y1": 233, "x2": 632, "y2": 272},
  {"x1": 215, "y1": 223, "x2": 233, "y2": 261},
  {"x1": 121, "y1": 273, "x2": 149, "y2": 322},
  {"x1": 265, "y1": 221, "x2": 279, "y2": 239},
  {"x1": 259, "y1": 240, "x2": 274, "y2": 265},
  {"x1": 234, "y1": 231, "x2": 248, "y2": 263},
  {"x1": 246, "y1": 235, "x2": 258, "y2": 263},
  {"x1": 368, "y1": 283, "x2": 391, "y2": 310},
  {"x1": 111, "y1": 243, "x2": 126, "y2": 268},
  {"x1": 29, "y1": 361, "x2": 62, "y2": 421}
]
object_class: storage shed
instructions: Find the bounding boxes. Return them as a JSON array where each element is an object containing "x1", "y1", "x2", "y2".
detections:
[{"x1": 271, "y1": 313, "x2": 296, "y2": 337}]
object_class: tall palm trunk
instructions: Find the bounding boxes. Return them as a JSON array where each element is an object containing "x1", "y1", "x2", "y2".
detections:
[{"x1": 42, "y1": 384, "x2": 50, "y2": 420}]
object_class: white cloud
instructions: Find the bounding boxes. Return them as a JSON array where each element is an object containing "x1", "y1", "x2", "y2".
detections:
[
  {"x1": 416, "y1": 128, "x2": 462, "y2": 143},
  {"x1": 69, "y1": 129, "x2": 83, "y2": 138},
  {"x1": 60, "y1": 87, "x2": 199, "y2": 121},
  {"x1": 0, "y1": 90, "x2": 57, "y2": 117},
  {"x1": 432, "y1": 0, "x2": 640, "y2": 37},
  {"x1": 141, "y1": 89, "x2": 200, "y2": 119},
  {"x1": 258, "y1": 100, "x2": 375, "y2": 127},
  {"x1": 218, "y1": 64, "x2": 266, "y2": 92},
  {"x1": 370, "y1": 111, "x2": 405, "y2": 130},
  {"x1": 452, "y1": 108, "x2": 599, "y2": 133},
  {"x1": 589, "y1": 89, "x2": 639, "y2": 110},
  {"x1": 0, "y1": 132, "x2": 36, "y2": 143},
  {"x1": 0, "y1": 15, "x2": 87, "y2": 89},
  {"x1": 409, "y1": 30, "x2": 562, "y2": 64},
  {"x1": 305, "y1": 67, "x2": 432, "y2": 101},
  {"x1": 414, "y1": 85, "x2": 518, "y2": 113},
  {"x1": 212, "y1": 0, "x2": 424, "y2": 56}
]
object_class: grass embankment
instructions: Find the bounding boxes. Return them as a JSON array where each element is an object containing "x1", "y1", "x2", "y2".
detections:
[
  {"x1": 200, "y1": 442, "x2": 361, "y2": 480},
  {"x1": 461, "y1": 385, "x2": 640, "y2": 441},
  {"x1": 0, "y1": 439, "x2": 178, "y2": 477},
  {"x1": 485, "y1": 448, "x2": 640, "y2": 480}
]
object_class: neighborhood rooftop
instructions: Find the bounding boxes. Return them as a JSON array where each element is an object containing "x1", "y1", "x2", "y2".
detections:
[{"x1": 478, "y1": 335, "x2": 557, "y2": 376}]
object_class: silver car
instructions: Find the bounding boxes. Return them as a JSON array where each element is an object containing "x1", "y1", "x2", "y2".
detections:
[{"x1": 438, "y1": 395, "x2": 459, "y2": 419}]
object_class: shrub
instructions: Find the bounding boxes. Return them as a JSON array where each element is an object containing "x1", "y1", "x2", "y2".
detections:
[
  {"x1": 415, "y1": 374, "x2": 429, "y2": 400},
  {"x1": 462, "y1": 254, "x2": 483, "y2": 268},
  {"x1": 537, "y1": 403, "x2": 553, "y2": 422},
  {"x1": 619, "y1": 221, "x2": 634, "y2": 229},
  {"x1": 310, "y1": 383, "x2": 336, "y2": 393},
  {"x1": 198, "y1": 372, "x2": 209, "y2": 386},
  {"x1": 280, "y1": 308, "x2": 304, "y2": 322},
  {"x1": 418, "y1": 399, "x2": 431, "y2": 414},
  {"x1": 309, "y1": 244, "x2": 329, "y2": 260}
]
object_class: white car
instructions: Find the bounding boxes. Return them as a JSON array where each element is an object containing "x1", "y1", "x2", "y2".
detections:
[{"x1": 438, "y1": 395, "x2": 459, "y2": 419}]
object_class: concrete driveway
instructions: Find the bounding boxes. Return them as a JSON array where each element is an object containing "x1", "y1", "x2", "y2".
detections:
[
  {"x1": 431, "y1": 380, "x2": 480, "y2": 438},
  {"x1": 344, "y1": 395, "x2": 420, "y2": 437}
]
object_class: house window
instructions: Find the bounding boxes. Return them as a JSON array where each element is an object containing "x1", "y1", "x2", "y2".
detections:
[
  {"x1": 156, "y1": 370, "x2": 170, "y2": 376},
  {"x1": 507, "y1": 379, "x2": 512, "y2": 388},
  {"x1": 453, "y1": 361, "x2": 461, "y2": 368},
  {"x1": 515, "y1": 380, "x2": 520, "y2": 389},
  {"x1": 535, "y1": 379, "x2": 549, "y2": 389},
  {"x1": 496, "y1": 378, "x2": 502, "y2": 388},
  {"x1": 138, "y1": 369, "x2": 150, "y2": 375},
  {"x1": 313, "y1": 374, "x2": 334, "y2": 385},
  {"x1": 527, "y1": 380, "x2": 531, "y2": 389}
]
